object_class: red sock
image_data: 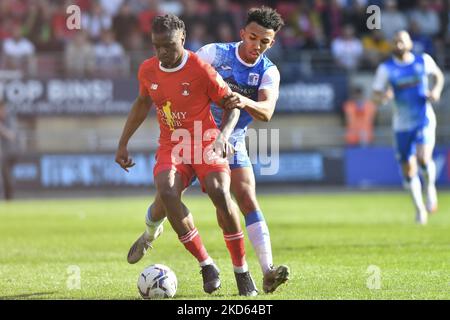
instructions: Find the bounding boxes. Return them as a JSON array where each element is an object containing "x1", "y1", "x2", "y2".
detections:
[
  {"x1": 179, "y1": 228, "x2": 210, "y2": 264},
  {"x1": 224, "y1": 231, "x2": 246, "y2": 269}
]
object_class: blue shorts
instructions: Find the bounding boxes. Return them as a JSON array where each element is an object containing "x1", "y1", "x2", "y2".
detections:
[
  {"x1": 228, "y1": 134, "x2": 252, "y2": 170},
  {"x1": 394, "y1": 124, "x2": 435, "y2": 163}
]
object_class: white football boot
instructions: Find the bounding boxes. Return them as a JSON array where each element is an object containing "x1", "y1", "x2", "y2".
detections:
[
  {"x1": 127, "y1": 224, "x2": 163, "y2": 264},
  {"x1": 415, "y1": 209, "x2": 428, "y2": 225}
]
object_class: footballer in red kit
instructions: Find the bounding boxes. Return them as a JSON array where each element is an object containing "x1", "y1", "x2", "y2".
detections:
[
  {"x1": 138, "y1": 50, "x2": 231, "y2": 190},
  {"x1": 115, "y1": 14, "x2": 258, "y2": 296}
]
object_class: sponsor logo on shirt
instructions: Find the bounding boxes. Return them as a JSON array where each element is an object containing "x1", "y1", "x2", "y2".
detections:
[
  {"x1": 158, "y1": 101, "x2": 188, "y2": 130},
  {"x1": 162, "y1": 101, "x2": 175, "y2": 131}
]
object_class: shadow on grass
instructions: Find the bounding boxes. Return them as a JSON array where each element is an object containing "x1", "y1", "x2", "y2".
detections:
[
  {"x1": 0, "y1": 291, "x2": 58, "y2": 299},
  {"x1": 174, "y1": 294, "x2": 229, "y2": 299}
]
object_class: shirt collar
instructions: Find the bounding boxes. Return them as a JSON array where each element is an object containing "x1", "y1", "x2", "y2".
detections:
[
  {"x1": 159, "y1": 50, "x2": 189, "y2": 72},
  {"x1": 235, "y1": 42, "x2": 261, "y2": 67}
]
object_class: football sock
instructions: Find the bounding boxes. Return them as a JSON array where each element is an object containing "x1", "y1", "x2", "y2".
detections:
[
  {"x1": 420, "y1": 161, "x2": 438, "y2": 209},
  {"x1": 420, "y1": 160, "x2": 436, "y2": 190},
  {"x1": 179, "y1": 228, "x2": 211, "y2": 266},
  {"x1": 145, "y1": 206, "x2": 166, "y2": 239},
  {"x1": 224, "y1": 231, "x2": 248, "y2": 273},
  {"x1": 199, "y1": 257, "x2": 214, "y2": 267},
  {"x1": 245, "y1": 210, "x2": 273, "y2": 274},
  {"x1": 404, "y1": 175, "x2": 426, "y2": 212}
]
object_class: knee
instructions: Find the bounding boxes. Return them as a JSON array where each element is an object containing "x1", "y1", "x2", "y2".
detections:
[
  {"x1": 208, "y1": 186, "x2": 230, "y2": 204},
  {"x1": 402, "y1": 159, "x2": 418, "y2": 178},
  {"x1": 417, "y1": 157, "x2": 427, "y2": 168},
  {"x1": 158, "y1": 188, "x2": 180, "y2": 203},
  {"x1": 403, "y1": 169, "x2": 415, "y2": 180}
]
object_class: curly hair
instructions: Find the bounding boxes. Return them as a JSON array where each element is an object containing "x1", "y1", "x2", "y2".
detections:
[
  {"x1": 152, "y1": 14, "x2": 186, "y2": 34},
  {"x1": 246, "y1": 6, "x2": 285, "y2": 32}
]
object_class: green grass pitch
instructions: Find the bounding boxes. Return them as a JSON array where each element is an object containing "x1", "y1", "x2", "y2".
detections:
[{"x1": 0, "y1": 191, "x2": 449, "y2": 300}]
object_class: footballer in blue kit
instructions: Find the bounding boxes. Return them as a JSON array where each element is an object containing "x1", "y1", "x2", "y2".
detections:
[
  {"x1": 372, "y1": 30, "x2": 445, "y2": 225},
  {"x1": 126, "y1": 6, "x2": 290, "y2": 294},
  {"x1": 196, "y1": 41, "x2": 279, "y2": 170}
]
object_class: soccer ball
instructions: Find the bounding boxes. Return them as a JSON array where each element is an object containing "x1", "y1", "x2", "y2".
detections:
[{"x1": 137, "y1": 264, "x2": 177, "y2": 299}]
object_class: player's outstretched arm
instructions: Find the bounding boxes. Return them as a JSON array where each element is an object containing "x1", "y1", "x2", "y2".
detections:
[
  {"x1": 244, "y1": 89, "x2": 277, "y2": 122},
  {"x1": 115, "y1": 95, "x2": 152, "y2": 172},
  {"x1": 223, "y1": 89, "x2": 277, "y2": 122}
]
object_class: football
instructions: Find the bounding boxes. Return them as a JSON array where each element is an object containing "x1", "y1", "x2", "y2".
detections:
[{"x1": 137, "y1": 264, "x2": 178, "y2": 299}]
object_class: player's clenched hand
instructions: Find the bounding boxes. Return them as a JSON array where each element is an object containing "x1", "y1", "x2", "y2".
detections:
[
  {"x1": 213, "y1": 133, "x2": 235, "y2": 158},
  {"x1": 115, "y1": 146, "x2": 135, "y2": 172},
  {"x1": 222, "y1": 92, "x2": 245, "y2": 110}
]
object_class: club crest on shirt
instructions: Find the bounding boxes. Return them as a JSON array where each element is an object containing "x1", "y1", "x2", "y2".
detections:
[
  {"x1": 181, "y1": 82, "x2": 190, "y2": 96},
  {"x1": 248, "y1": 73, "x2": 259, "y2": 86},
  {"x1": 150, "y1": 83, "x2": 158, "y2": 90}
]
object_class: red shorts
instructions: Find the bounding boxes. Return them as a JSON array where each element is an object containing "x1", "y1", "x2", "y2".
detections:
[{"x1": 153, "y1": 144, "x2": 230, "y2": 192}]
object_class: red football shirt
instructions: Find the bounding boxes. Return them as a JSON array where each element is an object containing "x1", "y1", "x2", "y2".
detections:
[{"x1": 138, "y1": 50, "x2": 231, "y2": 146}]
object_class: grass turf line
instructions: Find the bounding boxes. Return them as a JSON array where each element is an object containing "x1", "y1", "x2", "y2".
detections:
[{"x1": 0, "y1": 191, "x2": 449, "y2": 299}]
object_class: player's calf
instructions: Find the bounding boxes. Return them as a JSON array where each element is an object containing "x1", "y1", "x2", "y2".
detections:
[
  {"x1": 209, "y1": 182, "x2": 241, "y2": 233},
  {"x1": 418, "y1": 161, "x2": 438, "y2": 214}
]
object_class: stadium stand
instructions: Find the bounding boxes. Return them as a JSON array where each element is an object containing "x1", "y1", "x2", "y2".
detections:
[{"x1": 0, "y1": 0, "x2": 449, "y2": 191}]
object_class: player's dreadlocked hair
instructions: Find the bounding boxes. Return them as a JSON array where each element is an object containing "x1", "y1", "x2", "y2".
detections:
[
  {"x1": 246, "y1": 6, "x2": 284, "y2": 32},
  {"x1": 152, "y1": 14, "x2": 186, "y2": 35}
]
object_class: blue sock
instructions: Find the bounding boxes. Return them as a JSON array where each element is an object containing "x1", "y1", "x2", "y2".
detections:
[
  {"x1": 145, "y1": 205, "x2": 165, "y2": 229},
  {"x1": 244, "y1": 210, "x2": 273, "y2": 274},
  {"x1": 244, "y1": 210, "x2": 265, "y2": 227}
]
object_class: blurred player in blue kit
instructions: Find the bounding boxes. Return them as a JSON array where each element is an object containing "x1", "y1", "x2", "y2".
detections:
[
  {"x1": 127, "y1": 6, "x2": 290, "y2": 293},
  {"x1": 372, "y1": 30, "x2": 445, "y2": 225}
]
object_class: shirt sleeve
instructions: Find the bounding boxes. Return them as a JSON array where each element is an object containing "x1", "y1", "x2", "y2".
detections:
[
  {"x1": 196, "y1": 43, "x2": 216, "y2": 65},
  {"x1": 372, "y1": 64, "x2": 389, "y2": 92},
  {"x1": 422, "y1": 53, "x2": 439, "y2": 75},
  {"x1": 259, "y1": 66, "x2": 280, "y2": 99},
  {"x1": 203, "y1": 62, "x2": 231, "y2": 105}
]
